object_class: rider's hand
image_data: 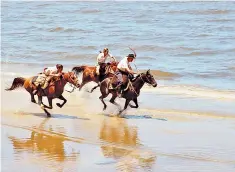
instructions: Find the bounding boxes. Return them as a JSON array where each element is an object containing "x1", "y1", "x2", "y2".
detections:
[{"x1": 130, "y1": 71, "x2": 136, "y2": 75}]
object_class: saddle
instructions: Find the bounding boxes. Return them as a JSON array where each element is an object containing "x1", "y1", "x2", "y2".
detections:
[
  {"x1": 100, "y1": 62, "x2": 116, "y2": 75},
  {"x1": 32, "y1": 74, "x2": 59, "y2": 88},
  {"x1": 109, "y1": 73, "x2": 134, "y2": 90},
  {"x1": 31, "y1": 74, "x2": 46, "y2": 87}
]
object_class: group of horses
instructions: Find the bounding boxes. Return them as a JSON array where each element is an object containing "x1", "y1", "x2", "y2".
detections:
[{"x1": 6, "y1": 62, "x2": 157, "y2": 117}]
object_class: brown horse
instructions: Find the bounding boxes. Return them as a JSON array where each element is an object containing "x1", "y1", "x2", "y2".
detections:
[
  {"x1": 5, "y1": 72, "x2": 80, "y2": 117},
  {"x1": 99, "y1": 70, "x2": 157, "y2": 114},
  {"x1": 72, "y1": 62, "x2": 118, "y2": 92}
]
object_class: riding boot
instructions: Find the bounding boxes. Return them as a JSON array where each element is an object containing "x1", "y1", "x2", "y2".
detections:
[
  {"x1": 117, "y1": 84, "x2": 124, "y2": 98},
  {"x1": 99, "y1": 74, "x2": 103, "y2": 82}
]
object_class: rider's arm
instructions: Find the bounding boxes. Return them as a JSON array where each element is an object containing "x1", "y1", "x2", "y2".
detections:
[
  {"x1": 97, "y1": 53, "x2": 102, "y2": 64},
  {"x1": 111, "y1": 55, "x2": 116, "y2": 62},
  {"x1": 51, "y1": 73, "x2": 62, "y2": 77},
  {"x1": 127, "y1": 68, "x2": 136, "y2": 74},
  {"x1": 127, "y1": 64, "x2": 137, "y2": 74},
  {"x1": 109, "y1": 54, "x2": 116, "y2": 62},
  {"x1": 49, "y1": 71, "x2": 62, "y2": 77}
]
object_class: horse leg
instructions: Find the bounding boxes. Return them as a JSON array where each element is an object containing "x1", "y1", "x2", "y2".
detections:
[
  {"x1": 99, "y1": 94, "x2": 109, "y2": 111},
  {"x1": 89, "y1": 84, "x2": 100, "y2": 93},
  {"x1": 119, "y1": 99, "x2": 131, "y2": 114},
  {"x1": 99, "y1": 79, "x2": 111, "y2": 110},
  {"x1": 30, "y1": 93, "x2": 36, "y2": 103},
  {"x1": 43, "y1": 97, "x2": 53, "y2": 109},
  {"x1": 79, "y1": 81, "x2": 88, "y2": 91},
  {"x1": 56, "y1": 95, "x2": 67, "y2": 108},
  {"x1": 38, "y1": 96, "x2": 51, "y2": 117},
  {"x1": 129, "y1": 98, "x2": 139, "y2": 108},
  {"x1": 110, "y1": 94, "x2": 121, "y2": 109}
]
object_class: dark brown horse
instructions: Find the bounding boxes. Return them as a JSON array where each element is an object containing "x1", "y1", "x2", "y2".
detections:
[
  {"x1": 99, "y1": 70, "x2": 157, "y2": 114},
  {"x1": 5, "y1": 72, "x2": 80, "y2": 117},
  {"x1": 72, "y1": 62, "x2": 118, "y2": 92}
]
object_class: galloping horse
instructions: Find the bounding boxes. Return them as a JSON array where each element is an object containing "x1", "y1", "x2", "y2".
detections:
[
  {"x1": 72, "y1": 62, "x2": 118, "y2": 92},
  {"x1": 99, "y1": 70, "x2": 157, "y2": 114},
  {"x1": 5, "y1": 72, "x2": 80, "y2": 117}
]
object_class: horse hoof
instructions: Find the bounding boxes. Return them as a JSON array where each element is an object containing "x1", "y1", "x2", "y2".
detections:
[
  {"x1": 47, "y1": 114, "x2": 51, "y2": 118},
  {"x1": 56, "y1": 103, "x2": 62, "y2": 108},
  {"x1": 118, "y1": 111, "x2": 122, "y2": 114},
  {"x1": 103, "y1": 107, "x2": 107, "y2": 111},
  {"x1": 40, "y1": 104, "x2": 45, "y2": 110}
]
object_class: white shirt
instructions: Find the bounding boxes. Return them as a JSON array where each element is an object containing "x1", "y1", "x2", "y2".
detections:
[
  {"x1": 44, "y1": 66, "x2": 58, "y2": 75},
  {"x1": 97, "y1": 53, "x2": 113, "y2": 64},
  {"x1": 117, "y1": 56, "x2": 131, "y2": 72}
]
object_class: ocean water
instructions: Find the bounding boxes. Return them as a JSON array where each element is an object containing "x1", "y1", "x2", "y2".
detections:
[{"x1": 1, "y1": 1, "x2": 235, "y2": 92}]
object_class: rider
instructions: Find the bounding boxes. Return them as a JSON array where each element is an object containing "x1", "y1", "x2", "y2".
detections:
[
  {"x1": 116, "y1": 54, "x2": 137, "y2": 97},
  {"x1": 32, "y1": 64, "x2": 64, "y2": 95},
  {"x1": 96, "y1": 48, "x2": 116, "y2": 81}
]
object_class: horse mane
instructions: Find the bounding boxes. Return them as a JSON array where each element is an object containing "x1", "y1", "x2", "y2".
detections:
[{"x1": 131, "y1": 73, "x2": 142, "y2": 82}]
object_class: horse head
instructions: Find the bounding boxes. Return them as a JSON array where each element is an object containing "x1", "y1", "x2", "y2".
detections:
[
  {"x1": 62, "y1": 71, "x2": 80, "y2": 88},
  {"x1": 140, "y1": 69, "x2": 157, "y2": 87}
]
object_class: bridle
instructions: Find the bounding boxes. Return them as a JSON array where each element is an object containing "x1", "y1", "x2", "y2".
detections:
[
  {"x1": 64, "y1": 72, "x2": 78, "y2": 93},
  {"x1": 139, "y1": 73, "x2": 152, "y2": 86}
]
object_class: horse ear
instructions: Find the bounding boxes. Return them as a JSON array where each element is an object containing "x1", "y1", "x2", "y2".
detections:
[{"x1": 146, "y1": 69, "x2": 150, "y2": 74}]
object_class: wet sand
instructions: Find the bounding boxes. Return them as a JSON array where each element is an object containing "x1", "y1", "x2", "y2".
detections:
[{"x1": 1, "y1": 72, "x2": 235, "y2": 172}]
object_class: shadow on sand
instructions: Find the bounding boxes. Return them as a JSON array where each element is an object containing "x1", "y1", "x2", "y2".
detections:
[
  {"x1": 102, "y1": 113, "x2": 167, "y2": 121},
  {"x1": 27, "y1": 112, "x2": 90, "y2": 120}
]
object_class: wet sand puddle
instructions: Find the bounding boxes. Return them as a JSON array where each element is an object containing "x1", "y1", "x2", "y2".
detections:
[{"x1": 2, "y1": 105, "x2": 235, "y2": 172}]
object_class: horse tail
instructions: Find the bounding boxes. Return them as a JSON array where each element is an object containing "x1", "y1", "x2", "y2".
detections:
[
  {"x1": 72, "y1": 66, "x2": 86, "y2": 75},
  {"x1": 5, "y1": 77, "x2": 26, "y2": 91}
]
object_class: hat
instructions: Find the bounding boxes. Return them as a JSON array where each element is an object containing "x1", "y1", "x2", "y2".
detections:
[{"x1": 127, "y1": 54, "x2": 135, "y2": 58}]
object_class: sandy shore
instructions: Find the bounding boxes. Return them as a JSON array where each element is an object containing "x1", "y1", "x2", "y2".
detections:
[{"x1": 1, "y1": 69, "x2": 235, "y2": 172}]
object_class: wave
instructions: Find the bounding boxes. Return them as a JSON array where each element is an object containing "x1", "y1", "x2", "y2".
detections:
[
  {"x1": 80, "y1": 9, "x2": 100, "y2": 14},
  {"x1": 137, "y1": 108, "x2": 235, "y2": 119},
  {"x1": 228, "y1": 66, "x2": 235, "y2": 71},
  {"x1": 48, "y1": 27, "x2": 92, "y2": 33},
  {"x1": 49, "y1": 27, "x2": 64, "y2": 32},
  {"x1": 140, "y1": 69, "x2": 180, "y2": 80},
  {"x1": 177, "y1": 51, "x2": 218, "y2": 57},
  {"x1": 167, "y1": 9, "x2": 232, "y2": 15},
  {"x1": 190, "y1": 71, "x2": 235, "y2": 80},
  {"x1": 134, "y1": 45, "x2": 170, "y2": 52},
  {"x1": 143, "y1": 84, "x2": 235, "y2": 100},
  {"x1": 207, "y1": 19, "x2": 235, "y2": 23},
  {"x1": 196, "y1": 34, "x2": 211, "y2": 37},
  {"x1": 134, "y1": 45, "x2": 197, "y2": 52},
  {"x1": 195, "y1": 9, "x2": 232, "y2": 15}
]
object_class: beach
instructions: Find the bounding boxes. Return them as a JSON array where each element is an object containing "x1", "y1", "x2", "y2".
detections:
[
  {"x1": 1, "y1": 1, "x2": 235, "y2": 172},
  {"x1": 1, "y1": 65, "x2": 235, "y2": 172}
]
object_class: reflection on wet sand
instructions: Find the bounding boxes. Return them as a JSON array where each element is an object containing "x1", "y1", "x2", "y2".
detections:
[
  {"x1": 99, "y1": 118, "x2": 156, "y2": 171},
  {"x1": 8, "y1": 119, "x2": 79, "y2": 162}
]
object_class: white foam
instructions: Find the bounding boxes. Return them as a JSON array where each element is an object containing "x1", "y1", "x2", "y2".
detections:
[{"x1": 143, "y1": 85, "x2": 235, "y2": 100}]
